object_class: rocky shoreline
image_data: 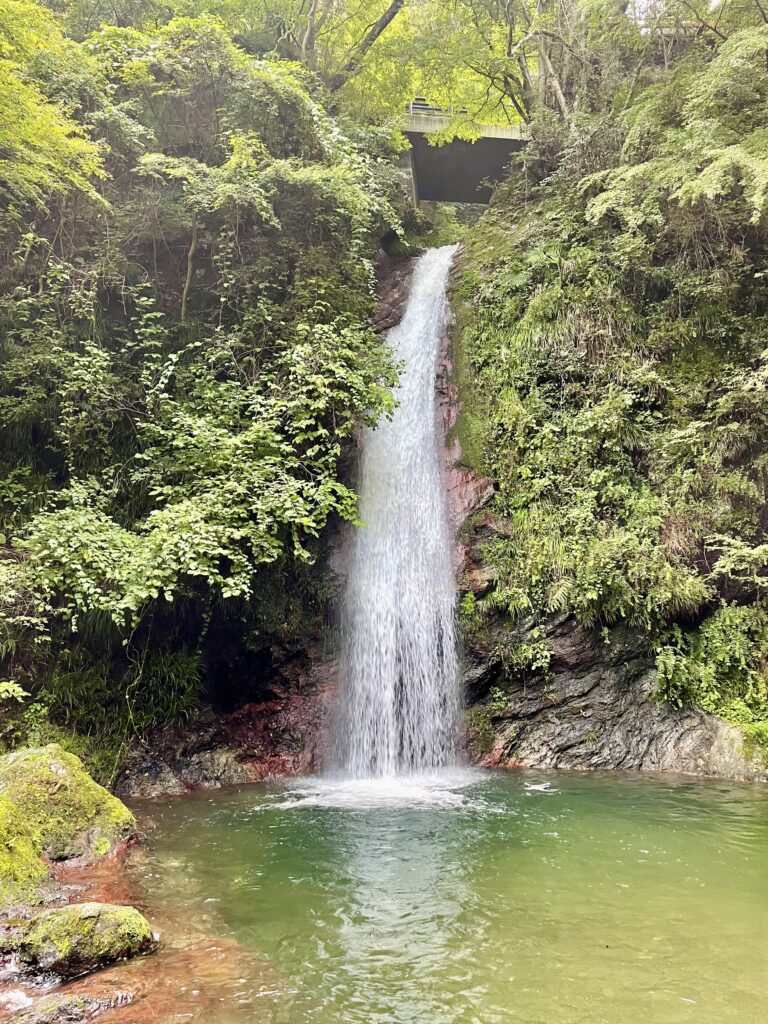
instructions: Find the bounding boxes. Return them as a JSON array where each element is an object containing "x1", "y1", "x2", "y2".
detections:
[
  {"x1": 460, "y1": 609, "x2": 768, "y2": 782},
  {"x1": 0, "y1": 745, "x2": 156, "y2": 1022},
  {"x1": 115, "y1": 682, "x2": 336, "y2": 801}
]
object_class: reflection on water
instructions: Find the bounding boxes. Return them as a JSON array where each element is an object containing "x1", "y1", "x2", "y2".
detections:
[
  {"x1": 136, "y1": 770, "x2": 768, "y2": 1024},
  {"x1": 318, "y1": 774, "x2": 480, "y2": 1023},
  {"x1": 14, "y1": 770, "x2": 767, "y2": 1024}
]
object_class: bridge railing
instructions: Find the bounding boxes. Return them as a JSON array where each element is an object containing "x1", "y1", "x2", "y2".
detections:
[
  {"x1": 406, "y1": 99, "x2": 468, "y2": 116},
  {"x1": 403, "y1": 98, "x2": 527, "y2": 140}
]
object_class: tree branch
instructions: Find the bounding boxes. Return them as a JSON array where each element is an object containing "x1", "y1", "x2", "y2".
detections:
[
  {"x1": 680, "y1": 0, "x2": 728, "y2": 40},
  {"x1": 301, "y1": 0, "x2": 320, "y2": 66},
  {"x1": 538, "y1": 39, "x2": 571, "y2": 121},
  {"x1": 329, "y1": 0, "x2": 406, "y2": 90}
]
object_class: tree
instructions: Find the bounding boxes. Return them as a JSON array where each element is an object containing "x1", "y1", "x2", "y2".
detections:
[
  {"x1": 0, "y1": 0, "x2": 102, "y2": 214},
  {"x1": 0, "y1": 7, "x2": 402, "y2": 766}
]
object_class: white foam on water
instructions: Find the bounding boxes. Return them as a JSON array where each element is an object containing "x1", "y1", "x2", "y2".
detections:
[
  {"x1": 0, "y1": 989, "x2": 33, "y2": 1012},
  {"x1": 271, "y1": 768, "x2": 485, "y2": 812}
]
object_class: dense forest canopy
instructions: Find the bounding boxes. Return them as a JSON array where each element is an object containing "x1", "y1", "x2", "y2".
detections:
[{"x1": 2, "y1": 0, "x2": 768, "y2": 775}]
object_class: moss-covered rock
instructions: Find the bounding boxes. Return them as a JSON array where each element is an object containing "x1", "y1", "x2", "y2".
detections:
[
  {"x1": 0, "y1": 745, "x2": 136, "y2": 861},
  {"x1": 0, "y1": 794, "x2": 49, "y2": 907},
  {"x1": 17, "y1": 902, "x2": 155, "y2": 979},
  {"x1": 16, "y1": 991, "x2": 133, "y2": 1024}
]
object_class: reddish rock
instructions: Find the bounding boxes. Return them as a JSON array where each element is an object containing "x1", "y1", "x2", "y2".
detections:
[
  {"x1": 115, "y1": 670, "x2": 337, "y2": 800},
  {"x1": 436, "y1": 250, "x2": 494, "y2": 573},
  {"x1": 224, "y1": 680, "x2": 337, "y2": 780},
  {"x1": 445, "y1": 467, "x2": 495, "y2": 533},
  {"x1": 373, "y1": 252, "x2": 416, "y2": 333}
]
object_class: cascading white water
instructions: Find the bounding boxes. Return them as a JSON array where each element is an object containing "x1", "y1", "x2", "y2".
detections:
[{"x1": 336, "y1": 244, "x2": 461, "y2": 778}]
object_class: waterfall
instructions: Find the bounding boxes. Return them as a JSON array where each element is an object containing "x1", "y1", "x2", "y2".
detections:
[{"x1": 336, "y1": 244, "x2": 461, "y2": 778}]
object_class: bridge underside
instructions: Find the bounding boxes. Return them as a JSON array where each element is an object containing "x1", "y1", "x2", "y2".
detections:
[{"x1": 405, "y1": 131, "x2": 525, "y2": 204}]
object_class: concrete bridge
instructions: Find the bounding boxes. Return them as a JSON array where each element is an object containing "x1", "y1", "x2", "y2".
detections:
[{"x1": 403, "y1": 102, "x2": 527, "y2": 204}]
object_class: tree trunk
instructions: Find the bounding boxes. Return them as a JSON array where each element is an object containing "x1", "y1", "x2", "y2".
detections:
[
  {"x1": 180, "y1": 212, "x2": 197, "y2": 325},
  {"x1": 301, "y1": 0, "x2": 320, "y2": 67},
  {"x1": 538, "y1": 40, "x2": 570, "y2": 121}
]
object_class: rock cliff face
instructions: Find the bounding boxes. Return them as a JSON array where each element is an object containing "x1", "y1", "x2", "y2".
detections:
[
  {"x1": 117, "y1": 246, "x2": 768, "y2": 791},
  {"x1": 116, "y1": 673, "x2": 336, "y2": 799},
  {"x1": 436, "y1": 302, "x2": 494, "y2": 569},
  {"x1": 461, "y1": 611, "x2": 768, "y2": 781}
]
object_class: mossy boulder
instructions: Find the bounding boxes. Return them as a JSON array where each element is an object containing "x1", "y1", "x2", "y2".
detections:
[
  {"x1": 16, "y1": 991, "x2": 133, "y2": 1024},
  {"x1": 17, "y1": 903, "x2": 155, "y2": 979},
  {"x1": 0, "y1": 745, "x2": 136, "y2": 861},
  {"x1": 0, "y1": 794, "x2": 49, "y2": 907}
]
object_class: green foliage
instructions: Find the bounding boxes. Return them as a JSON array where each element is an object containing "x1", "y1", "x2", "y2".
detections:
[
  {"x1": 465, "y1": 686, "x2": 511, "y2": 756},
  {"x1": 742, "y1": 721, "x2": 768, "y2": 763},
  {"x1": 464, "y1": 705, "x2": 496, "y2": 755},
  {"x1": 0, "y1": 2, "x2": 404, "y2": 762},
  {"x1": 42, "y1": 647, "x2": 201, "y2": 738},
  {"x1": 459, "y1": 591, "x2": 478, "y2": 620},
  {"x1": 0, "y1": 681, "x2": 28, "y2": 704},
  {"x1": 656, "y1": 604, "x2": 768, "y2": 722},
  {"x1": 0, "y1": 0, "x2": 103, "y2": 213},
  {"x1": 487, "y1": 686, "x2": 509, "y2": 714},
  {"x1": 408, "y1": 204, "x2": 476, "y2": 249},
  {"x1": 2, "y1": 705, "x2": 118, "y2": 788},
  {"x1": 459, "y1": 20, "x2": 768, "y2": 733},
  {"x1": 8, "y1": 0, "x2": 768, "y2": 761}
]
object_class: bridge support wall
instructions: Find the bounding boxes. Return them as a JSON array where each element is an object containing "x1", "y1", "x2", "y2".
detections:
[{"x1": 405, "y1": 132, "x2": 525, "y2": 204}]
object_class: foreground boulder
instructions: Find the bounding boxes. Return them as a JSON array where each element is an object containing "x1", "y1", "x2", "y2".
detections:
[
  {"x1": 15, "y1": 990, "x2": 134, "y2": 1024},
  {"x1": 0, "y1": 795, "x2": 49, "y2": 906},
  {"x1": 0, "y1": 745, "x2": 136, "y2": 861},
  {"x1": 17, "y1": 903, "x2": 155, "y2": 979}
]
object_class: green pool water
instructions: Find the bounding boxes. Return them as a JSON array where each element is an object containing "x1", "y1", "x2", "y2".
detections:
[{"x1": 127, "y1": 769, "x2": 768, "y2": 1024}]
